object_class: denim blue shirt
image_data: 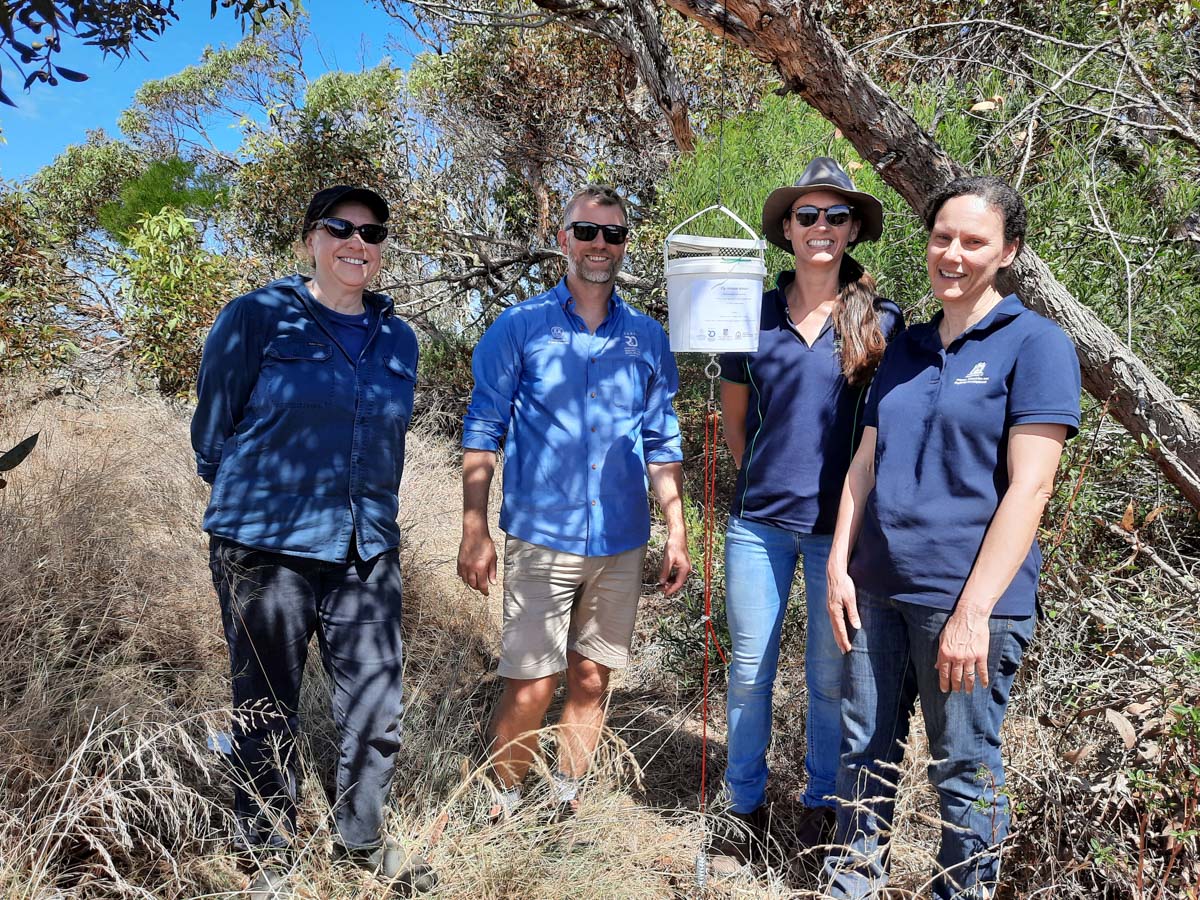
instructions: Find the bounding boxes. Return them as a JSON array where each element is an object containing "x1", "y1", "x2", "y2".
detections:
[
  {"x1": 462, "y1": 279, "x2": 683, "y2": 557},
  {"x1": 720, "y1": 271, "x2": 904, "y2": 534},
  {"x1": 849, "y1": 294, "x2": 1080, "y2": 615},
  {"x1": 191, "y1": 275, "x2": 418, "y2": 563}
]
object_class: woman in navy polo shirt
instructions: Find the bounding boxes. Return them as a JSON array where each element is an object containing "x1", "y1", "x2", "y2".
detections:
[
  {"x1": 717, "y1": 158, "x2": 903, "y2": 858},
  {"x1": 823, "y1": 177, "x2": 1080, "y2": 899},
  {"x1": 192, "y1": 186, "x2": 433, "y2": 893}
]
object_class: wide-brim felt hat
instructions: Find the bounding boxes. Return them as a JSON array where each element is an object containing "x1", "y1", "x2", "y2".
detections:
[
  {"x1": 761, "y1": 157, "x2": 884, "y2": 253},
  {"x1": 302, "y1": 185, "x2": 390, "y2": 236}
]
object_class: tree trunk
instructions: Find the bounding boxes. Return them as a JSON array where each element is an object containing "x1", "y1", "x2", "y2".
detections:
[{"x1": 659, "y1": 0, "x2": 1200, "y2": 511}]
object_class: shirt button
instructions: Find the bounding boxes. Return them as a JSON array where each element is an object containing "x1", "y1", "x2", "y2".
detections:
[
  {"x1": 590, "y1": 391, "x2": 596, "y2": 398},
  {"x1": 591, "y1": 426, "x2": 597, "y2": 432},
  {"x1": 590, "y1": 357, "x2": 596, "y2": 363},
  {"x1": 591, "y1": 500, "x2": 597, "y2": 506},
  {"x1": 591, "y1": 463, "x2": 597, "y2": 470}
]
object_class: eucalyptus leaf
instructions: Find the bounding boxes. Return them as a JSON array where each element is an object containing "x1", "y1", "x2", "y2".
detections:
[{"x1": 0, "y1": 432, "x2": 39, "y2": 473}]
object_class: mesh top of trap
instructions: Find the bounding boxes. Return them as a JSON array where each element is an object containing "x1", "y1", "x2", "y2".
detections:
[{"x1": 665, "y1": 233, "x2": 765, "y2": 262}]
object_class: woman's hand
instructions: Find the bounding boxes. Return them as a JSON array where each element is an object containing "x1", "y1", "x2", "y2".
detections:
[
  {"x1": 936, "y1": 608, "x2": 990, "y2": 692},
  {"x1": 827, "y1": 565, "x2": 860, "y2": 654}
]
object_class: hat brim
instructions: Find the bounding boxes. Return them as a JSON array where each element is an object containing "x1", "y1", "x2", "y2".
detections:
[{"x1": 761, "y1": 184, "x2": 883, "y2": 253}]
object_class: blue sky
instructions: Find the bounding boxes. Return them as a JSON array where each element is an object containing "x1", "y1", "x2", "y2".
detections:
[{"x1": 0, "y1": 1, "x2": 415, "y2": 182}]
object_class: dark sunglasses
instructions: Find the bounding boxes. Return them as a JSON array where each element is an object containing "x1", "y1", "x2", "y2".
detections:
[
  {"x1": 310, "y1": 216, "x2": 389, "y2": 244},
  {"x1": 567, "y1": 221, "x2": 630, "y2": 244},
  {"x1": 791, "y1": 204, "x2": 854, "y2": 227}
]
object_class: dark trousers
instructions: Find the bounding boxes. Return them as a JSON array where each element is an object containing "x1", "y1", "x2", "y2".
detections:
[{"x1": 209, "y1": 536, "x2": 405, "y2": 850}]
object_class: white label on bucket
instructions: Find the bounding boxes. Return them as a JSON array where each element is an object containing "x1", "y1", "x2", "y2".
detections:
[{"x1": 689, "y1": 279, "x2": 760, "y2": 350}]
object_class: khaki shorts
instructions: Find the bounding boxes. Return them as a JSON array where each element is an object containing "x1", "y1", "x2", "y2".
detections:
[{"x1": 499, "y1": 536, "x2": 648, "y2": 679}]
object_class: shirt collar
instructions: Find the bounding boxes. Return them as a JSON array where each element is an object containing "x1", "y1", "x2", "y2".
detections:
[
  {"x1": 292, "y1": 273, "x2": 394, "y2": 317},
  {"x1": 553, "y1": 277, "x2": 623, "y2": 319},
  {"x1": 926, "y1": 292, "x2": 1025, "y2": 349}
]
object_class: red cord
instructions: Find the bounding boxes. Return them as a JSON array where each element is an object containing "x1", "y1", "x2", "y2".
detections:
[{"x1": 699, "y1": 409, "x2": 728, "y2": 815}]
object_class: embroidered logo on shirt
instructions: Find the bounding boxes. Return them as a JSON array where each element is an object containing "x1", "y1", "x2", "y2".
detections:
[
  {"x1": 624, "y1": 333, "x2": 639, "y2": 355},
  {"x1": 954, "y1": 362, "x2": 990, "y2": 385},
  {"x1": 550, "y1": 326, "x2": 568, "y2": 343}
]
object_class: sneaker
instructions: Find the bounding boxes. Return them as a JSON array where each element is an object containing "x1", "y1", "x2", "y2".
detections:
[
  {"x1": 711, "y1": 804, "x2": 776, "y2": 866},
  {"x1": 334, "y1": 838, "x2": 438, "y2": 896}
]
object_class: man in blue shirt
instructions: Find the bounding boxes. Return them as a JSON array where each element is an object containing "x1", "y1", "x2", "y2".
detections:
[{"x1": 458, "y1": 184, "x2": 691, "y2": 818}]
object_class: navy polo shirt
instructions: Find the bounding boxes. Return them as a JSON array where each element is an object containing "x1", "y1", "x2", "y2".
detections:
[
  {"x1": 849, "y1": 293, "x2": 1081, "y2": 616},
  {"x1": 720, "y1": 271, "x2": 904, "y2": 534}
]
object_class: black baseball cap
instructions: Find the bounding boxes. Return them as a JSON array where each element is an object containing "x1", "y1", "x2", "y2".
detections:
[{"x1": 301, "y1": 185, "x2": 390, "y2": 236}]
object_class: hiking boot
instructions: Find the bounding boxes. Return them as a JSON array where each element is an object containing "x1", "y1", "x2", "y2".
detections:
[
  {"x1": 793, "y1": 804, "x2": 836, "y2": 851},
  {"x1": 711, "y1": 804, "x2": 776, "y2": 866},
  {"x1": 792, "y1": 804, "x2": 837, "y2": 875},
  {"x1": 334, "y1": 837, "x2": 438, "y2": 896}
]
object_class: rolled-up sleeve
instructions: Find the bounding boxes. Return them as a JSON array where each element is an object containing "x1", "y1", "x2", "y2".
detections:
[
  {"x1": 190, "y1": 297, "x2": 263, "y2": 483},
  {"x1": 642, "y1": 327, "x2": 683, "y2": 463},
  {"x1": 462, "y1": 312, "x2": 523, "y2": 452}
]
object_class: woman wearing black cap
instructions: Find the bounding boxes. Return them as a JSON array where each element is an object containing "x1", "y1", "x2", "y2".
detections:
[
  {"x1": 192, "y1": 186, "x2": 433, "y2": 894},
  {"x1": 716, "y1": 158, "x2": 903, "y2": 863}
]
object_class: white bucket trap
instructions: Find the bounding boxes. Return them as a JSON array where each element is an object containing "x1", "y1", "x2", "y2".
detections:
[{"x1": 665, "y1": 205, "x2": 767, "y2": 353}]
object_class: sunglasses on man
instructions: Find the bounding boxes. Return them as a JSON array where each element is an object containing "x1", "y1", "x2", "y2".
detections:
[
  {"x1": 309, "y1": 217, "x2": 389, "y2": 245},
  {"x1": 567, "y1": 221, "x2": 630, "y2": 245},
  {"x1": 791, "y1": 204, "x2": 854, "y2": 227}
]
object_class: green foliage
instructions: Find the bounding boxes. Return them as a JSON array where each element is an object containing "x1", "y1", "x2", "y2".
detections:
[
  {"x1": 28, "y1": 129, "x2": 144, "y2": 246},
  {"x1": 98, "y1": 157, "x2": 226, "y2": 244},
  {"x1": 118, "y1": 32, "x2": 286, "y2": 150},
  {"x1": 0, "y1": 187, "x2": 78, "y2": 370},
  {"x1": 111, "y1": 207, "x2": 238, "y2": 395},
  {"x1": 232, "y1": 62, "x2": 407, "y2": 261}
]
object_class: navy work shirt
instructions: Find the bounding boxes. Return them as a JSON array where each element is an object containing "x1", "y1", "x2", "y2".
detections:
[
  {"x1": 462, "y1": 279, "x2": 683, "y2": 557},
  {"x1": 720, "y1": 271, "x2": 904, "y2": 534},
  {"x1": 849, "y1": 293, "x2": 1081, "y2": 615},
  {"x1": 192, "y1": 275, "x2": 418, "y2": 563}
]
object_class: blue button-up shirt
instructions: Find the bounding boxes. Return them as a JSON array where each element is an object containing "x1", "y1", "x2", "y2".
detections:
[
  {"x1": 849, "y1": 294, "x2": 1080, "y2": 615},
  {"x1": 462, "y1": 279, "x2": 683, "y2": 557},
  {"x1": 191, "y1": 275, "x2": 418, "y2": 563}
]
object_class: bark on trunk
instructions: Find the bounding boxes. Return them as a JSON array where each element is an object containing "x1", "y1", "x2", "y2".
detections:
[{"x1": 661, "y1": 0, "x2": 1200, "y2": 511}]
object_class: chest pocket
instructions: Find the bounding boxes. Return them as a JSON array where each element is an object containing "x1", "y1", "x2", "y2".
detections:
[
  {"x1": 601, "y1": 352, "x2": 648, "y2": 414},
  {"x1": 261, "y1": 339, "x2": 336, "y2": 409},
  {"x1": 380, "y1": 355, "x2": 417, "y2": 423}
]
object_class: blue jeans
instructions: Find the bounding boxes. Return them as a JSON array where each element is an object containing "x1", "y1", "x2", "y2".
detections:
[
  {"x1": 723, "y1": 515, "x2": 839, "y2": 813},
  {"x1": 822, "y1": 592, "x2": 1035, "y2": 900},
  {"x1": 209, "y1": 536, "x2": 406, "y2": 851}
]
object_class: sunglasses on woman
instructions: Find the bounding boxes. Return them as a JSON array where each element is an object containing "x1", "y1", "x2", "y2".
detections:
[
  {"x1": 791, "y1": 204, "x2": 854, "y2": 227},
  {"x1": 310, "y1": 217, "x2": 389, "y2": 244},
  {"x1": 567, "y1": 221, "x2": 630, "y2": 244}
]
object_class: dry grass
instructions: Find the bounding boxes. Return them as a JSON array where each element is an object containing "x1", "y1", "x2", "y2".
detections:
[{"x1": 1, "y1": 376, "x2": 1195, "y2": 898}]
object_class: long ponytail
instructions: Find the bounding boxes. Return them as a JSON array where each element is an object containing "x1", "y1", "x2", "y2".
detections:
[{"x1": 832, "y1": 253, "x2": 887, "y2": 387}]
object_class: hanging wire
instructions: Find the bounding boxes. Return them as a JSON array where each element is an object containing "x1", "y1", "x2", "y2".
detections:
[{"x1": 714, "y1": 0, "x2": 730, "y2": 209}]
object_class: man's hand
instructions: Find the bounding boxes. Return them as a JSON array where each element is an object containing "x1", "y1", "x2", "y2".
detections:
[
  {"x1": 458, "y1": 529, "x2": 498, "y2": 596},
  {"x1": 658, "y1": 533, "x2": 691, "y2": 595},
  {"x1": 936, "y1": 608, "x2": 990, "y2": 693},
  {"x1": 826, "y1": 565, "x2": 860, "y2": 654}
]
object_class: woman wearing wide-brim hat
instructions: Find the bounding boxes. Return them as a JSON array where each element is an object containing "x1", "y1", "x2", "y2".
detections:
[{"x1": 715, "y1": 158, "x2": 903, "y2": 864}]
